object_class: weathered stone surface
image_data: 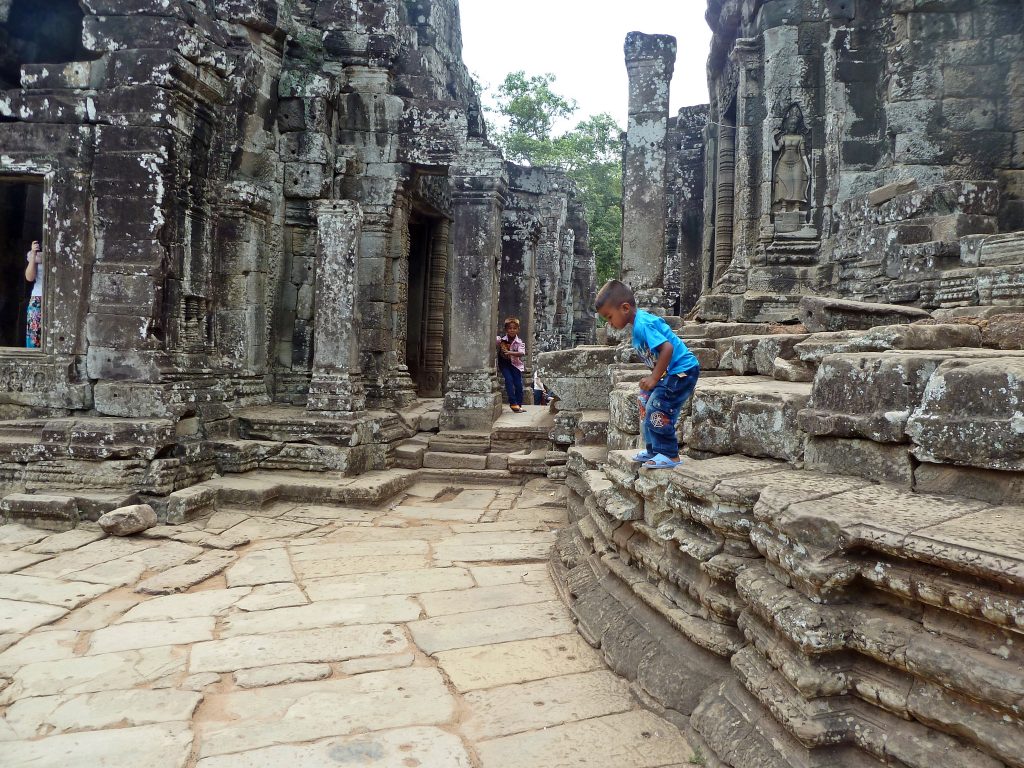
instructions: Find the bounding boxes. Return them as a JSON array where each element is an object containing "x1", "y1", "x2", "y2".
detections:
[
  {"x1": 409, "y1": 601, "x2": 574, "y2": 654},
  {"x1": 689, "y1": 378, "x2": 811, "y2": 462},
  {"x1": 189, "y1": 624, "x2": 406, "y2": 674},
  {"x1": 913, "y1": 463, "x2": 1024, "y2": 505},
  {"x1": 435, "y1": 633, "x2": 603, "y2": 692},
  {"x1": 462, "y1": 670, "x2": 634, "y2": 740},
  {"x1": 907, "y1": 357, "x2": 1024, "y2": 470},
  {"x1": 233, "y1": 663, "x2": 331, "y2": 689},
  {"x1": 2, "y1": 723, "x2": 193, "y2": 768},
  {"x1": 804, "y1": 436, "x2": 915, "y2": 486},
  {"x1": 4, "y1": 689, "x2": 202, "y2": 737},
  {"x1": 794, "y1": 324, "x2": 983, "y2": 364},
  {"x1": 0, "y1": 646, "x2": 187, "y2": 703},
  {"x1": 799, "y1": 297, "x2": 932, "y2": 333},
  {"x1": 88, "y1": 617, "x2": 215, "y2": 654},
  {"x1": 799, "y1": 351, "x2": 955, "y2": 443},
  {"x1": 476, "y1": 710, "x2": 691, "y2": 768},
  {"x1": 135, "y1": 551, "x2": 236, "y2": 595},
  {"x1": 196, "y1": 667, "x2": 453, "y2": 757},
  {"x1": 98, "y1": 503, "x2": 158, "y2": 536},
  {"x1": 195, "y1": 727, "x2": 471, "y2": 768}
]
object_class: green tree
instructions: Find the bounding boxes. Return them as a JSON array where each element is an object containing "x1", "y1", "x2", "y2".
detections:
[{"x1": 489, "y1": 72, "x2": 622, "y2": 285}]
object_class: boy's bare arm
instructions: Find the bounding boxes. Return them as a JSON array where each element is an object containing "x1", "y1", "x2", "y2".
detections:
[{"x1": 639, "y1": 342, "x2": 674, "y2": 390}]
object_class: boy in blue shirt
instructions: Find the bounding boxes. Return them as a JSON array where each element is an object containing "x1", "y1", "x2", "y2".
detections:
[{"x1": 595, "y1": 280, "x2": 700, "y2": 469}]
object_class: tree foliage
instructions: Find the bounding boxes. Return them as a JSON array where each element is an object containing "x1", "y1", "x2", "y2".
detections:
[{"x1": 489, "y1": 71, "x2": 622, "y2": 285}]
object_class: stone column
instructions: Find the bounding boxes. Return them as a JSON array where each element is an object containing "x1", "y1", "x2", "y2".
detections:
[
  {"x1": 621, "y1": 32, "x2": 676, "y2": 310},
  {"x1": 728, "y1": 38, "x2": 763, "y2": 280},
  {"x1": 306, "y1": 200, "x2": 365, "y2": 413},
  {"x1": 440, "y1": 143, "x2": 508, "y2": 432},
  {"x1": 420, "y1": 218, "x2": 449, "y2": 398},
  {"x1": 712, "y1": 116, "x2": 736, "y2": 285}
]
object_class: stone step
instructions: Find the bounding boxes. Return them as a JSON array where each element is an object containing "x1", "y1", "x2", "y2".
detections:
[
  {"x1": 393, "y1": 436, "x2": 429, "y2": 469},
  {"x1": 686, "y1": 376, "x2": 813, "y2": 464},
  {"x1": 422, "y1": 451, "x2": 488, "y2": 470},
  {"x1": 416, "y1": 467, "x2": 517, "y2": 483},
  {"x1": 209, "y1": 438, "x2": 385, "y2": 476},
  {"x1": 197, "y1": 469, "x2": 416, "y2": 509},
  {"x1": 508, "y1": 449, "x2": 549, "y2": 475},
  {"x1": 575, "y1": 410, "x2": 609, "y2": 446},
  {"x1": 566, "y1": 446, "x2": 608, "y2": 476},
  {"x1": 428, "y1": 431, "x2": 490, "y2": 454},
  {"x1": 0, "y1": 488, "x2": 144, "y2": 531}
]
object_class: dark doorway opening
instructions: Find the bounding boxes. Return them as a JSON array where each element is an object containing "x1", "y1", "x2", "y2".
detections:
[
  {"x1": 405, "y1": 212, "x2": 448, "y2": 398},
  {"x1": 406, "y1": 214, "x2": 432, "y2": 392},
  {"x1": 0, "y1": 0, "x2": 95, "y2": 89},
  {"x1": 0, "y1": 178, "x2": 44, "y2": 348}
]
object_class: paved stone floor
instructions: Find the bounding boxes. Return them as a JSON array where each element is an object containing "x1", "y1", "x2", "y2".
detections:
[{"x1": 0, "y1": 478, "x2": 693, "y2": 767}]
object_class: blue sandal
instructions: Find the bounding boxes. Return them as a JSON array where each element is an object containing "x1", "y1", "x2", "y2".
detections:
[
  {"x1": 641, "y1": 453, "x2": 682, "y2": 470},
  {"x1": 632, "y1": 450, "x2": 655, "y2": 462}
]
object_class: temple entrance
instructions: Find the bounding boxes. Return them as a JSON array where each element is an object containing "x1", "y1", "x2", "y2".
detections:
[
  {"x1": 405, "y1": 212, "x2": 449, "y2": 398},
  {"x1": 0, "y1": 0, "x2": 95, "y2": 89},
  {"x1": 0, "y1": 177, "x2": 43, "y2": 348}
]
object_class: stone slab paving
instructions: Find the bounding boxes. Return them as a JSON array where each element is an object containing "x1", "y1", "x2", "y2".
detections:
[{"x1": 0, "y1": 475, "x2": 694, "y2": 767}]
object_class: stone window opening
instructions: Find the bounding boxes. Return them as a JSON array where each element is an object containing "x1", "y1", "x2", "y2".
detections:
[
  {"x1": 0, "y1": 0, "x2": 96, "y2": 90},
  {"x1": 0, "y1": 176, "x2": 44, "y2": 349}
]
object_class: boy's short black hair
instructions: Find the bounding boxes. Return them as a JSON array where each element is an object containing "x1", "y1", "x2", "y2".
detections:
[{"x1": 594, "y1": 280, "x2": 635, "y2": 311}]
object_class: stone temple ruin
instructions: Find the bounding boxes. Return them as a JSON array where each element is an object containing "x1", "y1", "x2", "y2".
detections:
[
  {"x1": 0, "y1": 0, "x2": 1023, "y2": 767},
  {"x1": 539, "y1": 1, "x2": 1024, "y2": 767},
  {"x1": 0, "y1": 0, "x2": 594, "y2": 522}
]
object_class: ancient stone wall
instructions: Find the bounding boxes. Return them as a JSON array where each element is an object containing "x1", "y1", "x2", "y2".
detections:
[
  {"x1": 0, "y1": 0, "x2": 594, "y2": 506},
  {"x1": 500, "y1": 164, "x2": 595, "y2": 370},
  {"x1": 666, "y1": 105, "x2": 708, "y2": 315},
  {"x1": 545, "y1": 302, "x2": 1024, "y2": 768},
  {"x1": 682, "y1": 0, "x2": 1024, "y2": 322}
]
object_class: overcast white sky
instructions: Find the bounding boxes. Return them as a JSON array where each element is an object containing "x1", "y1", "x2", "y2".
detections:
[{"x1": 458, "y1": 1, "x2": 713, "y2": 131}]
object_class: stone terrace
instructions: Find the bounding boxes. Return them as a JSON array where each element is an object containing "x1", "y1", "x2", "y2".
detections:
[{"x1": 0, "y1": 477, "x2": 696, "y2": 768}]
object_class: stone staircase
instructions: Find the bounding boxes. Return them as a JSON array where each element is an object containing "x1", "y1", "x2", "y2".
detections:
[
  {"x1": 409, "y1": 405, "x2": 561, "y2": 480},
  {"x1": 540, "y1": 298, "x2": 1024, "y2": 768}
]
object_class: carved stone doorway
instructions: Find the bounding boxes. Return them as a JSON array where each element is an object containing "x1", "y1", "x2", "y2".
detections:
[
  {"x1": 405, "y1": 212, "x2": 449, "y2": 398},
  {"x1": 0, "y1": 177, "x2": 43, "y2": 348}
]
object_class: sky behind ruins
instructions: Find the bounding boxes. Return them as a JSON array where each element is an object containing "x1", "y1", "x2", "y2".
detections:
[{"x1": 459, "y1": 0, "x2": 713, "y2": 131}]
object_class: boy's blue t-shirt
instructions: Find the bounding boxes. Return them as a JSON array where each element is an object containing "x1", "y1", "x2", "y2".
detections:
[{"x1": 631, "y1": 309, "x2": 700, "y2": 375}]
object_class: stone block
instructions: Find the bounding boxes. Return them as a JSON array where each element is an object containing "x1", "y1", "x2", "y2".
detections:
[
  {"x1": 799, "y1": 351, "x2": 956, "y2": 442},
  {"x1": 907, "y1": 356, "x2": 1024, "y2": 471},
  {"x1": 794, "y1": 323, "x2": 982, "y2": 364},
  {"x1": 422, "y1": 452, "x2": 487, "y2": 470},
  {"x1": 393, "y1": 439, "x2": 427, "y2": 469},
  {"x1": 914, "y1": 462, "x2": 1024, "y2": 505},
  {"x1": 689, "y1": 378, "x2": 811, "y2": 463},
  {"x1": 867, "y1": 178, "x2": 918, "y2": 206},
  {"x1": 804, "y1": 437, "x2": 914, "y2": 486},
  {"x1": 163, "y1": 485, "x2": 216, "y2": 525},
  {"x1": 799, "y1": 296, "x2": 931, "y2": 332},
  {"x1": 608, "y1": 385, "x2": 642, "y2": 434},
  {"x1": 0, "y1": 493, "x2": 79, "y2": 531},
  {"x1": 981, "y1": 313, "x2": 1024, "y2": 350},
  {"x1": 773, "y1": 357, "x2": 816, "y2": 382}
]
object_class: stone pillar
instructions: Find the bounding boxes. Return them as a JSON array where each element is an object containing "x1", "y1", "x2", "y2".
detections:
[
  {"x1": 712, "y1": 116, "x2": 736, "y2": 285},
  {"x1": 727, "y1": 39, "x2": 763, "y2": 284},
  {"x1": 420, "y1": 218, "x2": 449, "y2": 398},
  {"x1": 621, "y1": 32, "x2": 676, "y2": 310},
  {"x1": 440, "y1": 143, "x2": 508, "y2": 432},
  {"x1": 306, "y1": 200, "x2": 365, "y2": 413}
]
